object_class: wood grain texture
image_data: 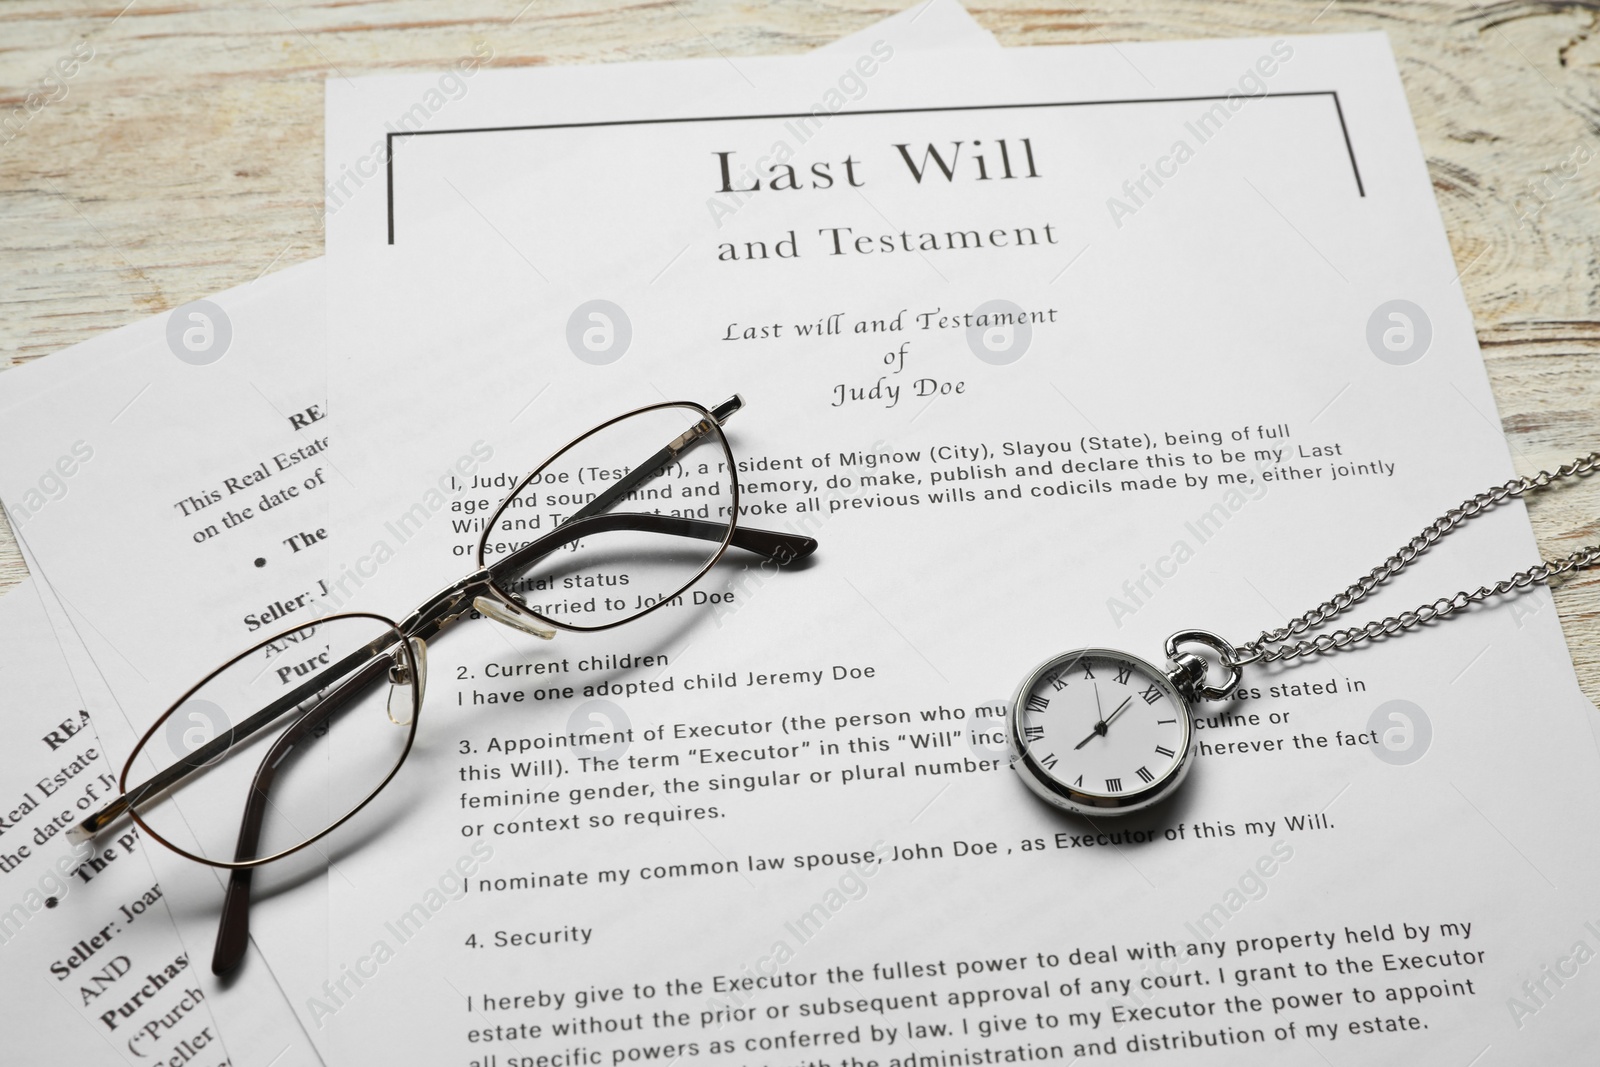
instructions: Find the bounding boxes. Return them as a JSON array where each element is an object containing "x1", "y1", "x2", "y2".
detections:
[{"x1": 2, "y1": 1, "x2": 1598, "y2": 694}]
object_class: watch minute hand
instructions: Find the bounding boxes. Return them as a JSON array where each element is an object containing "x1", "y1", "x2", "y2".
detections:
[{"x1": 1101, "y1": 695, "x2": 1134, "y2": 731}]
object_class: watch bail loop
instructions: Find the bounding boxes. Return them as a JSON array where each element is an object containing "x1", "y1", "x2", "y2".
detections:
[{"x1": 1165, "y1": 630, "x2": 1242, "y2": 702}]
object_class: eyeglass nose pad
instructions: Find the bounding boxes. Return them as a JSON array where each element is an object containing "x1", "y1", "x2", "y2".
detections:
[
  {"x1": 473, "y1": 596, "x2": 557, "y2": 640},
  {"x1": 386, "y1": 637, "x2": 427, "y2": 726}
]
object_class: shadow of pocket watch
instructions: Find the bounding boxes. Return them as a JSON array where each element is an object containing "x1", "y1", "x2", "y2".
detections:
[
  {"x1": 1007, "y1": 452, "x2": 1600, "y2": 816},
  {"x1": 1007, "y1": 632, "x2": 1236, "y2": 815}
]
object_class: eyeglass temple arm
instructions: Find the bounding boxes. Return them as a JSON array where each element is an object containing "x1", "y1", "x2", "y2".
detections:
[
  {"x1": 213, "y1": 653, "x2": 395, "y2": 975},
  {"x1": 560, "y1": 395, "x2": 742, "y2": 529},
  {"x1": 484, "y1": 512, "x2": 816, "y2": 592},
  {"x1": 70, "y1": 639, "x2": 395, "y2": 844}
]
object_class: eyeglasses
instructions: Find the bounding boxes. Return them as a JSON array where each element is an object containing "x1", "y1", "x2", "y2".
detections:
[{"x1": 70, "y1": 396, "x2": 815, "y2": 975}]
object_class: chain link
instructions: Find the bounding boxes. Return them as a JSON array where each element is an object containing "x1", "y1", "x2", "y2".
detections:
[{"x1": 1227, "y1": 453, "x2": 1600, "y2": 666}]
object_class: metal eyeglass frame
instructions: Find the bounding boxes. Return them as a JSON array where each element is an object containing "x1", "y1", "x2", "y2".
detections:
[{"x1": 68, "y1": 395, "x2": 817, "y2": 975}]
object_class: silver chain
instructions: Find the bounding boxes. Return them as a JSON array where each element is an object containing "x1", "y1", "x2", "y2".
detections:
[{"x1": 1227, "y1": 453, "x2": 1600, "y2": 666}]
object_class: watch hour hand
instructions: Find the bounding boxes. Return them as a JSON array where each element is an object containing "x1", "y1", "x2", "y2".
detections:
[{"x1": 1073, "y1": 721, "x2": 1105, "y2": 750}]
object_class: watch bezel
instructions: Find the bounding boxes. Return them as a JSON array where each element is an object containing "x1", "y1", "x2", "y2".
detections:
[{"x1": 1007, "y1": 647, "x2": 1195, "y2": 816}]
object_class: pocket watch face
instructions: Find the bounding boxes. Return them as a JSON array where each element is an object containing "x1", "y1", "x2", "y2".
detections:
[{"x1": 1009, "y1": 649, "x2": 1193, "y2": 813}]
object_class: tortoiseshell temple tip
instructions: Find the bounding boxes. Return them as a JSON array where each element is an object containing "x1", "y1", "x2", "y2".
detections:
[
  {"x1": 212, "y1": 868, "x2": 254, "y2": 976},
  {"x1": 781, "y1": 535, "x2": 818, "y2": 563},
  {"x1": 67, "y1": 821, "x2": 96, "y2": 846},
  {"x1": 728, "y1": 527, "x2": 817, "y2": 564}
]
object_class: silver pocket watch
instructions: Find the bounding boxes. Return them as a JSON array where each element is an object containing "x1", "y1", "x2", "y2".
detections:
[{"x1": 1007, "y1": 631, "x2": 1238, "y2": 815}]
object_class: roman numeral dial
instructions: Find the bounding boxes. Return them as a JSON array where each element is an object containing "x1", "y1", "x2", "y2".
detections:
[{"x1": 1010, "y1": 648, "x2": 1193, "y2": 815}]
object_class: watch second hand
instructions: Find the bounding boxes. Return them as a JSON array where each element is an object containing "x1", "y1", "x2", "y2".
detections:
[{"x1": 1075, "y1": 695, "x2": 1133, "y2": 750}]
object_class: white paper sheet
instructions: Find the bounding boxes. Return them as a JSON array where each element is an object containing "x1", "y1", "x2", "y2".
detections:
[
  {"x1": 306, "y1": 29, "x2": 1600, "y2": 1063},
  {"x1": 0, "y1": 576, "x2": 288, "y2": 1065},
  {"x1": 0, "y1": 262, "x2": 330, "y2": 1066}
]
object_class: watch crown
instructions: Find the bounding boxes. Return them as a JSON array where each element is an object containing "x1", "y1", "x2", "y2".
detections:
[{"x1": 1167, "y1": 651, "x2": 1207, "y2": 701}]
